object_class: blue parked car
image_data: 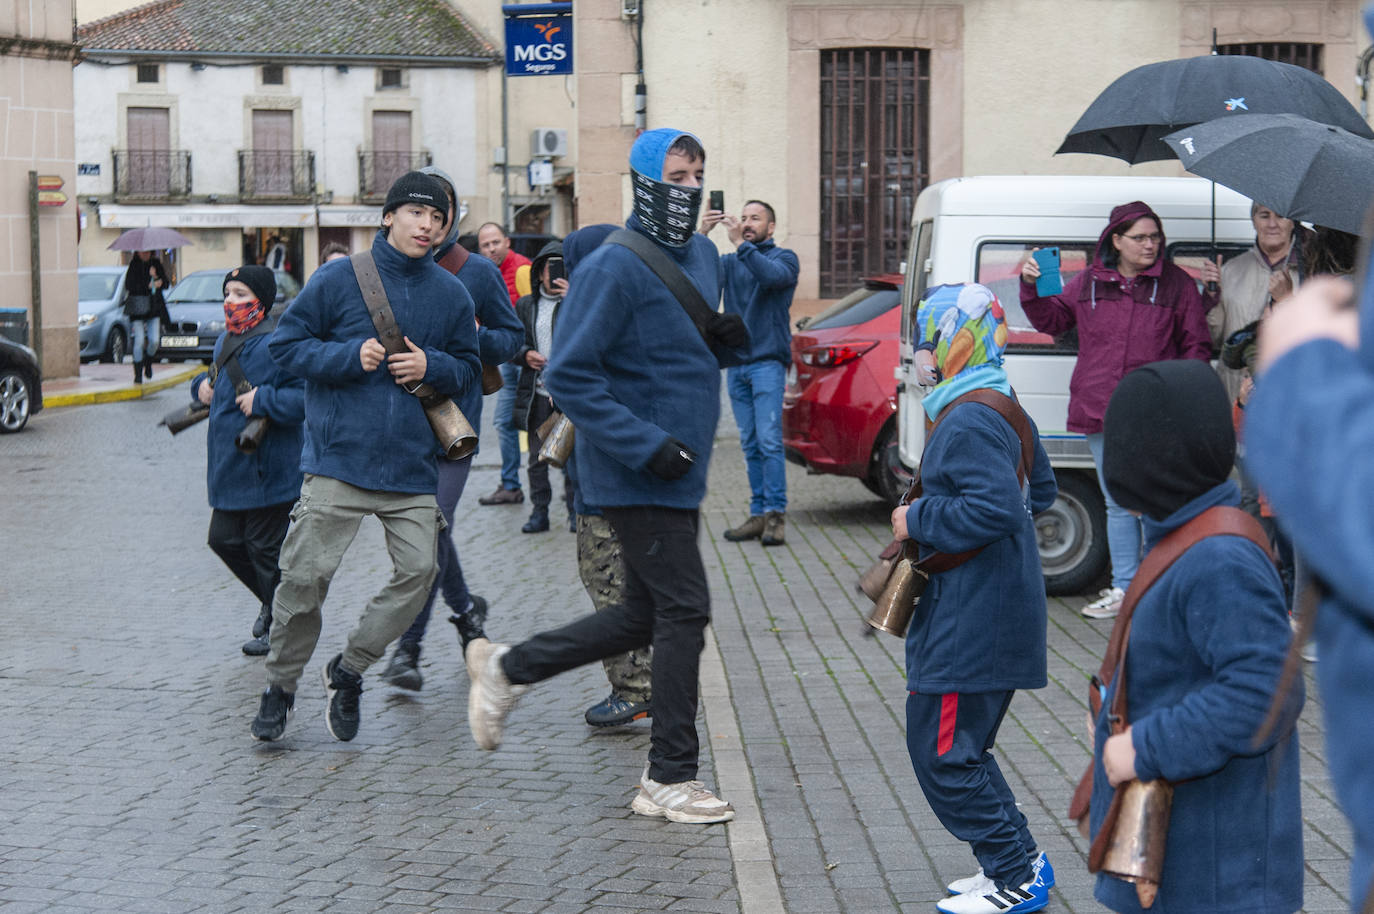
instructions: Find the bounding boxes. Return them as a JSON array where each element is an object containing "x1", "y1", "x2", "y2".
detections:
[
  {"x1": 77, "y1": 266, "x2": 132, "y2": 363},
  {"x1": 160, "y1": 269, "x2": 300, "y2": 363}
]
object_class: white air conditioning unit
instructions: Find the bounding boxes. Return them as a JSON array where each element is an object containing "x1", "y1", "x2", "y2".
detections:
[{"x1": 530, "y1": 128, "x2": 568, "y2": 158}]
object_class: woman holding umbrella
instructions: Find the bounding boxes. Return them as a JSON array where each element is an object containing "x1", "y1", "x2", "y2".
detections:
[
  {"x1": 1020, "y1": 202, "x2": 1212, "y2": 619},
  {"x1": 122, "y1": 249, "x2": 169, "y2": 384}
]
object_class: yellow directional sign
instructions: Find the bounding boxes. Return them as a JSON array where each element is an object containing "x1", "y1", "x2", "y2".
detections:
[
  {"x1": 36, "y1": 175, "x2": 64, "y2": 191},
  {"x1": 37, "y1": 190, "x2": 68, "y2": 207}
]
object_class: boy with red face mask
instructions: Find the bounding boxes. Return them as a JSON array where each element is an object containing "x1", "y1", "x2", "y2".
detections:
[{"x1": 191, "y1": 265, "x2": 306, "y2": 656}]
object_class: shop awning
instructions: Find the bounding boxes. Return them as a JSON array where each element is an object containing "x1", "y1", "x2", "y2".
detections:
[{"x1": 99, "y1": 205, "x2": 317, "y2": 229}]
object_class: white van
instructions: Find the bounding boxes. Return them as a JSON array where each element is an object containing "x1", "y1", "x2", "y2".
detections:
[{"x1": 895, "y1": 175, "x2": 1254, "y2": 594}]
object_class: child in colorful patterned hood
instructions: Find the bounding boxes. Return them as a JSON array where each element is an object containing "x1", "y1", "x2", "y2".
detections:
[{"x1": 893, "y1": 283, "x2": 1058, "y2": 914}]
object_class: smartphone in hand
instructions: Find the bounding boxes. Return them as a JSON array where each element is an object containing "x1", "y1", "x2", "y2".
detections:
[
  {"x1": 547, "y1": 257, "x2": 565, "y2": 285},
  {"x1": 1032, "y1": 247, "x2": 1062, "y2": 297},
  {"x1": 708, "y1": 190, "x2": 724, "y2": 213}
]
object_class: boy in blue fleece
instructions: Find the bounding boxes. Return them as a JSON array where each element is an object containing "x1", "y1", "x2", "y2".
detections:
[
  {"x1": 191, "y1": 265, "x2": 305, "y2": 658},
  {"x1": 1092, "y1": 360, "x2": 1302, "y2": 914},
  {"x1": 891, "y1": 283, "x2": 1057, "y2": 914},
  {"x1": 249, "y1": 171, "x2": 481, "y2": 744},
  {"x1": 378, "y1": 165, "x2": 524, "y2": 691},
  {"x1": 465, "y1": 129, "x2": 749, "y2": 825}
]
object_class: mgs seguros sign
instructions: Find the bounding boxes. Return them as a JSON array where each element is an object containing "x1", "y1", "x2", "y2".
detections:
[{"x1": 503, "y1": 3, "x2": 573, "y2": 77}]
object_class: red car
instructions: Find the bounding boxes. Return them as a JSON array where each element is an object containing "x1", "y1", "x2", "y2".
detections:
[{"x1": 783, "y1": 275, "x2": 906, "y2": 505}]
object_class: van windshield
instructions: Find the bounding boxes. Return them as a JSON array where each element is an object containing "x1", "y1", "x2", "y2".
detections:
[{"x1": 976, "y1": 242, "x2": 1095, "y2": 352}]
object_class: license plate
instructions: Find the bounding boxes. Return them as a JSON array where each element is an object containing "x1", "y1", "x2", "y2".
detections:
[{"x1": 161, "y1": 335, "x2": 199, "y2": 347}]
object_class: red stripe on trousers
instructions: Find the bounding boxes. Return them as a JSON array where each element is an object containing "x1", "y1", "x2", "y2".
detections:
[{"x1": 937, "y1": 693, "x2": 958, "y2": 756}]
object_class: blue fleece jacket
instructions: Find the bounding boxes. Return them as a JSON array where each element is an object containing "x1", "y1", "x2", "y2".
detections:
[
  {"x1": 451, "y1": 251, "x2": 523, "y2": 432},
  {"x1": 719, "y1": 238, "x2": 799, "y2": 365},
  {"x1": 902, "y1": 399, "x2": 1057, "y2": 693},
  {"x1": 1247, "y1": 270, "x2": 1374, "y2": 910},
  {"x1": 191, "y1": 324, "x2": 305, "y2": 511},
  {"x1": 269, "y1": 231, "x2": 480, "y2": 495},
  {"x1": 543, "y1": 214, "x2": 744, "y2": 509},
  {"x1": 1089, "y1": 482, "x2": 1303, "y2": 914}
]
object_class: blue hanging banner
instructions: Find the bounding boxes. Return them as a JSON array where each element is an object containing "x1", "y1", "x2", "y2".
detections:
[{"x1": 503, "y1": 3, "x2": 573, "y2": 77}]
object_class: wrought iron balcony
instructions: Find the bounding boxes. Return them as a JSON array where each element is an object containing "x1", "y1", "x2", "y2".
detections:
[
  {"x1": 238, "y1": 150, "x2": 316, "y2": 202},
  {"x1": 358, "y1": 150, "x2": 433, "y2": 204},
  {"x1": 111, "y1": 149, "x2": 192, "y2": 202}
]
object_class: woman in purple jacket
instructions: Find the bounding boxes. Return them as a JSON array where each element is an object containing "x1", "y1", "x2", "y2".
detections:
[{"x1": 1020, "y1": 201, "x2": 1211, "y2": 619}]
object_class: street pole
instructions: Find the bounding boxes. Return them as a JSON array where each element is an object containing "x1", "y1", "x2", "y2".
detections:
[
  {"x1": 501, "y1": 67, "x2": 510, "y2": 229},
  {"x1": 27, "y1": 171, "x2": 44, "y2": 372}
]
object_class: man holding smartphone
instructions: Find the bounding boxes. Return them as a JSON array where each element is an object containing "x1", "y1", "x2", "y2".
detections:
[
  {"x1": 703, "y1": 200, "x2": 800, "y2": 546},
  {"x1": 511, "y1": 240, "x2": 573, "y2": 533}
]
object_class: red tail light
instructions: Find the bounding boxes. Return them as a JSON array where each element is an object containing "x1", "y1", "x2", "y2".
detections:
[{"x1": 799, "y1": 340, "x2": 878, "y2": 368}]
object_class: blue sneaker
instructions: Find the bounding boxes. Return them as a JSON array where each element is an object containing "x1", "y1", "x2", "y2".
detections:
[
  {"x1": 946, "y1": 852, "x2": 1053, "y2": 895},
  {"x1": 584, "y1": 692, "x2": 652, "y2": 727},
  {"x1": 935, "y1": 855, "x2": 1049, "y2": 914}
]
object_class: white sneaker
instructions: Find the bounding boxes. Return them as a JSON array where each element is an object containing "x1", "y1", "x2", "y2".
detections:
[
  {"x1": 947, "y1": 852, "x2": 1053, "y2": 895},
  {"x1": 466, "y1": 641, "x2": 526, "y2": 750},
  {"x1": 936, "y1": 867, "x2": 1049, "y2": 914},
  {"x1": 630, "y1": 766, "x2": 735, "y2": 824},
  {"x1": 946, "y1": 870, "x2": 993, "y2": 896},
  {"x1": 1081, "y1": 586, "x2": 1125, "y2": 619}
]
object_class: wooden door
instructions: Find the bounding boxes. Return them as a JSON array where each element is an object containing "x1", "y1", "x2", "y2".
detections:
[
  {"x1": 252, "y1": 109, "x2": 294, "y2": 195},
  {"x1": 372, "y1": 111, "x2": 412, "y2": 194},
  {"x1": 126, "y1": 107, "x2": 170, "y2": 196}
]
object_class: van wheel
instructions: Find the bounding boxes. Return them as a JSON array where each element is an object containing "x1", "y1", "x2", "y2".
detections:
[
  {"x1": 867, "y1": 421, "x2": 910, "y2": 508},
  {"x1": 1036, "y1": 470, "x2": 1108, "y2": 596}
]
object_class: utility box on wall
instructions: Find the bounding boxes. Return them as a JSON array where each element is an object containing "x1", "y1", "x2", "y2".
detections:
[{"x1": 531, "y1": 128, "x2": 568, "y2": 158}]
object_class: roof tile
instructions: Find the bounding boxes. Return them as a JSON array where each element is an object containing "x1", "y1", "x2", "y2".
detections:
[{"x1": 79, "y1": 0, "x2": 497, "y2": 60}]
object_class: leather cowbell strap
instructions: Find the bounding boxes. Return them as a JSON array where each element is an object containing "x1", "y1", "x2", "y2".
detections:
[
  {"x1": 349, "y1": 251, "x2": 447, "y2": 408},
  {"x1": 903, "y1": 388, "x2": 1035, "y2": 574}
]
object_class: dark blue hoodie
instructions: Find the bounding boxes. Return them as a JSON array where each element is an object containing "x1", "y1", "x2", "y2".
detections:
[
  {"x1": 1089, "y1": 482, "x2": 1303, "y2": 914},
  {"x1": 902, "y1": 398, "x2": 1057, "y2": 692},
  {"x1": 543, "y1": 213, "x2": 743, "y2": 509},
  {"x1": 719, "y1": 237, "x2": 799, "y2": 365},
  {"x1": 269, "y1": 230, "x2": 480, "y2": 495}
]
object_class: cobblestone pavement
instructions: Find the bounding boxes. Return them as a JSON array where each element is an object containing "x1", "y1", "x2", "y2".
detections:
[{"x1": 0, "y1": 389, "x2": 1350, "y2": 913}]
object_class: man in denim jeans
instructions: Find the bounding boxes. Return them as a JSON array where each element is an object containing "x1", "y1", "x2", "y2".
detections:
[{"x1": 703, "y1": 200, "x2": 799, "y2": 546}]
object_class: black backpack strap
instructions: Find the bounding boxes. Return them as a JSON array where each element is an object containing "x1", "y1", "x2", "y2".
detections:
[{"x1": 604, "y1": 229, "x2": 715, "y2": 344}]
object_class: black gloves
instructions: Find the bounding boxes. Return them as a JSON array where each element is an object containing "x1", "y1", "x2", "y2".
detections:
[
  {"x1": 706, "y1": 313, "x2": 749, "y2": 349},
  {"x1": 648, "y1": 438, "x2": 697, "y2": 481}
]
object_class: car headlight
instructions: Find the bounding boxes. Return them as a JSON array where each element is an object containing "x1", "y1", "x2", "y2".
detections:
[
  {"x1": 78, "y1": 312, "x2": 97, "y2": 327},
  {"x1": 204, "y1": 320, "x2": 225, "y2": 334}
]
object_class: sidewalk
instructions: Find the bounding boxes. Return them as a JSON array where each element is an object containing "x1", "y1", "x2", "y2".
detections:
[
  {"x1": 42, "y1": 358, "x2": 202, "y2": 407},
  {"x1": 0, "y1": 394, "x2": 1349, "y2": 913}
]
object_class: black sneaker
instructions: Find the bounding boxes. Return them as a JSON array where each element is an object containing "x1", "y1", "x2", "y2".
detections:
[
  {"x1": 449, "y1": 594, "x2": 489, "y2": 651},
  {"x1": 380, "y1": 640, "x2": 423, "y2": 691},
  {"x1": 241, "y1": 632, "x2": 270, "y2": 656},
  {"x1": 584, "y1": 692, "x2": 652, "y2": 727},
  {"x1": 251, "y1": 685, "x2": 294, "y2": 741},
  {"x1": 322, "y1": 654, "x2": 363, "y2": 742}
]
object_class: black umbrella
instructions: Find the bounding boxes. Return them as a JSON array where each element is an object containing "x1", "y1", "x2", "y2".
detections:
[
  {"x1": 1163, "y1": 114, "x2": 1374, "y2": 235},
  {"x1": 1058, "y1": 54, "x2": 1373, "y2": 164}
]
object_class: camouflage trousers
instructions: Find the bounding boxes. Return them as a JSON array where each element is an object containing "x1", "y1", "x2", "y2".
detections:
[{"x1": 576, "y1": 513, "x2": 653, "y2": 703}]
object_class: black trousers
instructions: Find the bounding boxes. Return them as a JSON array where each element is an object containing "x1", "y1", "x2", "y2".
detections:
[
  {"x1": 207, "y1": 501, "x2": 293, "y2": 614},
  {"x1": 526, "y1": 393, "x2": 575, "y2": 517},
  {"x1": 503, "y1": 506, "x2": 710, "y2": 784}
]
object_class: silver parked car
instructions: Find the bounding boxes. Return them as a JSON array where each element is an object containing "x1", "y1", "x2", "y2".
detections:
[{"x1": 77, "y1": 266, "x2": 132, "y2": 363}]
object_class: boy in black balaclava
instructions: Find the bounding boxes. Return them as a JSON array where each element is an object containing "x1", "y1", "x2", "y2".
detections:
[{"x1": 1088, "y1": 360, "x2": 1302, "y2": 914}]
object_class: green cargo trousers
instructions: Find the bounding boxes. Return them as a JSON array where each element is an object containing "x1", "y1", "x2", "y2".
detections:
[{"x1": 265, "y1": 474, "x2": 441, "y2": 693}]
